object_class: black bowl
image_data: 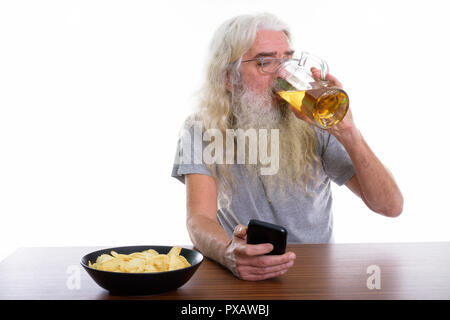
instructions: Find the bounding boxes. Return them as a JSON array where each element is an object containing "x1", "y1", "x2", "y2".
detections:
[{"x1": 80, "y1": 245, "x2": 203, "y2": 295}]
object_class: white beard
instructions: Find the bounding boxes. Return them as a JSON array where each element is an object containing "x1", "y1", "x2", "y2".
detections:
[
  {"x1": 228, "y1": 82, "x2": 320, "y2": 199},
  {"x1": 232, "y1": 85, "x2": 286, "y2": 131}
]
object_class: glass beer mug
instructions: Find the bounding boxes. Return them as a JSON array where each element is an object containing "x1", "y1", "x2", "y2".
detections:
[{"x1": 274, "y1": 52, "x2": 349, "y2": 129}]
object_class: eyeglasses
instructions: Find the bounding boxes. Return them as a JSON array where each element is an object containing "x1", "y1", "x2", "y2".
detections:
[{"x1": 241, "y1": 57, "x2": 300, "y2": 74}]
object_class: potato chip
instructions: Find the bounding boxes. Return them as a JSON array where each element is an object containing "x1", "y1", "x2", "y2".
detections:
[
  {"x1": 96, "y1": 254, "x2": 114, "y2": 264},
  {"x1": 101, "y1": 258, "x2": 123, "y2": 272},
  {"x1": 110, "y1": 251, "x2": 130, "y2": 260},
  {"x1": 124, "y1": 258, "x2": 145, "y2": 273},
  {"x1": 129, "y1": 252, "x2": 146, "y2": 259},
  {"x1": 88, "y1": 246, "x2": 191, "y2": 273},
  {"x1": 168, "y1": 246, "x2": 182, "y2": 257},
  {"x1": 143, "y1": 264, "x2": 159, "y2": 273},
  {"x1": 177, "y1": 255, "x2": 191, "y2": 268},
  {"x1": 169, "y1": 255, "x2": 184, "y2": 271},
  {"x1": 151, "y1": 254, "x2": 169, "y2": 271},
  {"x1": 144, "y1": 249, "x2": 158, "y2": 256}
]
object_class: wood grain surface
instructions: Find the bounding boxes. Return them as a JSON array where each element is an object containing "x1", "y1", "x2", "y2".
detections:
[{"x1": 1, "y1": 243, "x2": 449, "y2": 300}]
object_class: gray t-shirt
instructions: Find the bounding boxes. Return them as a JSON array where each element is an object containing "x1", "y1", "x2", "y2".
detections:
[{"x1": 171, "y1": 118, "x2": 355, "y2": 244}]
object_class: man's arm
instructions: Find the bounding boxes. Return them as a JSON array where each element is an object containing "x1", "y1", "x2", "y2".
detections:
[
  {"x1": 185, "y1": 173, "x2": 230, "y2": 266},
  {"x1": 336, "y1": 128, "x2": 404, "y2": 217},
  {"x1": 310, "y1": 67, "x2": 403, "y2": 217},
  {"x1": 185, "y1": 173, "x2": 296, "y2": 280}
]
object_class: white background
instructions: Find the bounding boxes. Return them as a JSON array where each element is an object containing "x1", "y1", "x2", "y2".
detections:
[{"x1": 1, "y1": 0, "x2": 449, "y2": 262}]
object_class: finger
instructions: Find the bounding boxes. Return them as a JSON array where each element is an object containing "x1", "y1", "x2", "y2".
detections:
[
  {"x1": 288, "y1": 105, "x2": 315, "y2": 125},
  {"x1": 233, "y1": 224, "x2": 247, "y2": 240},
  {"x1": 311, "y1": 67, "x2": 343, "y2": 88},
  {"x1": 311, "y1": 67, "x2": 322, "y2": 81},
  {"x1": 235, "y1": 243, "x2": 273, "y2": 257},
  {"x1": 238, "y1": 251, "x2": 295, "y2": 267},
  {"x1": 241, "y1": 268, "x2": 289, "y2": 281},
  {"x1": 288, "y1": 104, "x2": 304, "y2": 119},
  {"x1": 243, "y1": 252, "x2": 295, "y2": 267},
  {"x1": 325, "y1": 74, "x2": 343, "y2": 88},
  {"x1": 238, "y1": 259, "x2": 294, "y2": 276}
]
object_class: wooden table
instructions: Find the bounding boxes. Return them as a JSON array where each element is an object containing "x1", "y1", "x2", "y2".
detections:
[{"x1": 1, "y1": 243, "x2": 449, "y2": 300}]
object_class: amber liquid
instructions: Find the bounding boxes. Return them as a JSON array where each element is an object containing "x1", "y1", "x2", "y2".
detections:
[{"x1": 277, "y1": 87, "x2": 349, "y2": 128}]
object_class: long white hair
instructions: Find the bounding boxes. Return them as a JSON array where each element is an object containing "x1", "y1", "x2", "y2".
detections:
[{"x1": 193, "y1": 13, "x2": 321, "y2": 203}]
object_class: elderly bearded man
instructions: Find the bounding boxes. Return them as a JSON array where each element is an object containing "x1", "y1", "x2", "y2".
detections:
[{"x1": 171, "y1": 13, "x2": 403, "y2": 281}]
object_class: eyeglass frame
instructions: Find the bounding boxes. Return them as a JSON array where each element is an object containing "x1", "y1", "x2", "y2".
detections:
[{"x1": 240, "y1": 57, "x2": 301, "y2": 74}]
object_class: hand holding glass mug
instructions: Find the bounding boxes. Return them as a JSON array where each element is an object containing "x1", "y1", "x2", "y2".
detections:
[{"x1": 273, "y1": 52, "x2": 349, "y2": 129}]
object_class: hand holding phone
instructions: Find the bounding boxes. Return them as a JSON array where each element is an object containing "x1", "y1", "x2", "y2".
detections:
[{"x1": 246, "y1": 219, "x2": 288, "y2": 255}]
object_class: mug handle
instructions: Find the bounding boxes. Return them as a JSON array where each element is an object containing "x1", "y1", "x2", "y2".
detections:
[{"x1": 298, "y1": 52, "x2": 329, "y2": 80}]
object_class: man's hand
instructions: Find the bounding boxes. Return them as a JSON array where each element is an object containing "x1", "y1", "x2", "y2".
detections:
[
  {"x1": 287, "y1": 67, "x2": 356, "y2": 138},
  {"x1": 310, "y1": 67, "x2": 357, "y2": 138},
  {"x1": 224, "y1": 224, "x2": 296, "y2": 281}
]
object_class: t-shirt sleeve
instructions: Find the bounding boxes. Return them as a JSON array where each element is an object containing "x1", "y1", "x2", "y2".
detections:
[
  {"x1": 319, "y1": 130, "x2": 355, "y2": 186},
  {"x1": 171, "y1": 118, "x2": 214, "y2": 184}
]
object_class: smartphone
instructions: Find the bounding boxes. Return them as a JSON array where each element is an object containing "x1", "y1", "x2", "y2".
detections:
[{"x1": 246, "y1": 219, "x2": 287, "y2": 255}]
